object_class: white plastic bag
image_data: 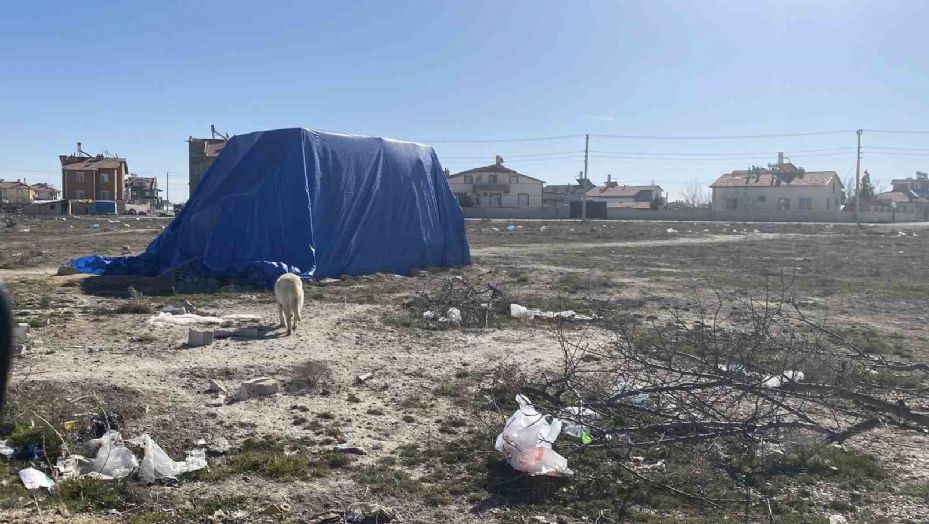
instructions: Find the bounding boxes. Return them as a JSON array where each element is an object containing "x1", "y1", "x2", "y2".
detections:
[
  {"x1": 446, "y1": 308, "x2": 462, "y2": 324},
  {"x1": 136, "y1": 434, "x2": 207, "y2": 483},
  {"x1": 89, "y1": 431, "x2": 139, "y2": 479},
  {"x1": 19, "y1": 467, "x2": 55, "y2": 490},
  {"x1": 495, "y1": 395, "x2": 573, "y2": 477}
]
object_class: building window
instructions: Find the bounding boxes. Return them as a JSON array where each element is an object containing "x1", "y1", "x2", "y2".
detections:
[
  {"x1": 826, "y1": 199, "x2": 830, "y2": 210},
  {"x1": 510, "y1": 175, "x2": 518, "y2": 184},
  {"x1": 475, "y1": 175, "x2": 482, "y2": 184},
  {"x1": 489, "y1": 193, "x2": 502, "y2": 207},
  {"x1": 518, "y1": 193, "x2": 530, "y2": 207},
  {"x1": 757, "y1": 195, "x2": 766, "y2": 202},
  {"x1": 778, "y1": 198, "x2": 791, "y2": 210},
  {"x1": 725, "y1": 198, "x2": 738, "y2": 210},
  {"x1": 489, "y1": 174, "x2": 497, "y2": 184},
  {"x1": 75, "y1": 190, "x2": 85, "y2": 199},
  {"x1": 463, "y1": 175, "x2": 473, "y2": 184},
  {"x1": 101, "y1": 173, "x2": 109, "y2": 183},
  {"x1": 832, "y1": 181, "x2": 836, "y2": 193},
  {"x1": 75, "y1": 172, "x2": 84, "y2": 183},
  {"x1": 100, "y1": 190, "x2": 110, "y2": 200},
  {"x1": 799, "y1": 198, "x2": 812, "y2": 211}
]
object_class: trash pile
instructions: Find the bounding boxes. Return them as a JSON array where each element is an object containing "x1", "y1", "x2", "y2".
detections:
[
  {"x1": 409, "y1": 276, "x2": 511, "y2": 328},
  {"x1": 509, "y1": 304, "x2": 594, "y2": 322},
  {"x1": 1, "y1": 416, "x2": 208, "y2": 492}
]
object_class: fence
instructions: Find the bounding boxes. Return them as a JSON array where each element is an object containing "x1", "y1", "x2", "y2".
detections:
[{"x1": 463, "y1": 205, "x2": 926, "y2": 223}]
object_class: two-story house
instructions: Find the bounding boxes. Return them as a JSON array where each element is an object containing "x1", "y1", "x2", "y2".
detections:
[
  {"x1": 710, "y1": 153, "x2": 843, "y2": 217},
  {"x1": 446, "y1": 156, "x2": 544, "y2": 208},
  {"x1": 126, "y1": 175, "x2": 162, "y2": 208},
  {"x1": 60, "y1": 143, "x2": 128, "y2": 201},
  {"x1": 0, "y1": 180, "x2": 35, "y2": 204},
  {"x1": 584, "y1": 176, "x2": 664, "y2": 210},
  {"x1": 29, "y1": 183, "x2": 60, "y2": 201}
]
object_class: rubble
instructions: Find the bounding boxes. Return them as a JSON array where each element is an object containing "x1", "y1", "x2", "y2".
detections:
[
  {"x1": 187, "y1": 329, "x2": 215, "y2": 347},
  {"x1": 206, "y1": 379, "x2": 228, "y2": 395},
  {"x1": 232, "y1": 377, "x2": 281, "y2": 402}
]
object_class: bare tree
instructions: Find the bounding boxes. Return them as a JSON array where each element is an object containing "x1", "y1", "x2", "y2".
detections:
[{"x1": 681, "y1": 180, "x2": 710, "y2": 208}]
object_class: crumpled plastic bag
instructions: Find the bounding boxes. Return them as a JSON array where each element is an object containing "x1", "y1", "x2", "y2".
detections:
[
  {"x1": 19, "y1": 467, "x2": 55, "y2": 490},
  {"x1": 557, "y1": 407, "x2": 600, "y2": 439},
  {"x1": 133, "y1": 434, "x2": 207, "y2": 483},
  {"x1": 89, "y1": 430, "x2": 139, "y2": 479},
  {"x1": 495, "y1": 395, "x2": 573, "y2": 477}
]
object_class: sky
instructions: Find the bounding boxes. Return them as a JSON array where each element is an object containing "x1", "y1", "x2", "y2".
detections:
[{"x1": 1, "y1": 0, "x2": 928, "y2": 203}]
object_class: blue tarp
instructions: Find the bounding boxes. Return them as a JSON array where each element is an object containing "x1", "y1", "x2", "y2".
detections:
[{"x1": 72, "y1": 128, "x2": 471, "y2": 288}]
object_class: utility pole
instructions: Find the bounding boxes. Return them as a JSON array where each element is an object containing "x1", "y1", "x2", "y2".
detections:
[
  {"x1": 166, "y1": 172, "x2": 170, "y2": 205},
  {"x1": 855, "y1": 129, "x2": 862, "y2": 226},
  {"x1": 581, "y1": 134, "x2": 589, "y2": 222}
]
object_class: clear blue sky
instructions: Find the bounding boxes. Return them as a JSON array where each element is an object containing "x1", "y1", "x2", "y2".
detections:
[{"x1": 2, "y1": 0, "x2": 927, "y2": 202}]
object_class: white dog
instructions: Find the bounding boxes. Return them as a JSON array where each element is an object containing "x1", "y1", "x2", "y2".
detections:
[{"x1": 273, "y1": 273, "x2": 304, "y2": 336}]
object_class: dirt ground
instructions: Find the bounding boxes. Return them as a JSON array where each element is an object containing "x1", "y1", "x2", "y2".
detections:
[{"x1": 1, "y1": 216, "x2": 928, "y2": 523}]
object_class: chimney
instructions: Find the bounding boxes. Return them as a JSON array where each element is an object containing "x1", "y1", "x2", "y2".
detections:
[
  {"x1": 443, "y1": 168, "x2": 450, "y2": 177},
  {"x1": 77, "y1": 142, "x2": 82, "y2": 155},
  {"x1": 777, "y1": 152, "x2": 784, "y2": 166},
  {"x1": 495, "y1": 155, "x2": 503, "y2": 165}
]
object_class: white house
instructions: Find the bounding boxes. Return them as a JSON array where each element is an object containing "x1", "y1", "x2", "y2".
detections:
[
  {"x1": 584, "y1": 176, "x2": 663, "y2": 209},
  {"x1": 446, "y1": 157, "x2": 544, "y2": 208},
  {"x1": 711, "y1": 154, "x2": 843, "y2": 217}
]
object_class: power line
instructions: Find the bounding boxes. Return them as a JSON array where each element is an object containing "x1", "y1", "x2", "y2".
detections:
[
  {"x1": 862, "y1": 129, "x2": 929, "y2": 135},
  {"x1": 439, "y1": 150, "x2": 583, "y2": 159},
  {"x1": 590, "y1": 130, "x2": 855, "y2": 140},
  {"x1": 589, "y1": 147, "x2": 855, "y2": 157},
  {"x1": 416, "y1": 134, "x2": 585, "y2": 143}
]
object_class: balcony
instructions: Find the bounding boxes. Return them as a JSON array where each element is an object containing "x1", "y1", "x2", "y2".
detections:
[{"x1": 473, "y1": 183, "x2": 509, "y2": 193}]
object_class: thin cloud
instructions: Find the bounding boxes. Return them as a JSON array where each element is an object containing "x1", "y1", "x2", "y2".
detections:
[{"x1": 589, "y1": 115, "x2": 616, "y2": 122}]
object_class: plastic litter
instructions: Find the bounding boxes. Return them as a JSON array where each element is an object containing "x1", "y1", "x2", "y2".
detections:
[
  {"x1": 90, "y1": 224, "x2": 101, "y2": 230},
  {"x1": 0, "y1": 440, "x2": 14, "y2": 458},
  {"x1": 495, "y1": 395, "x2": 573, "y2": 477},
  {"x1": 422, "y1": 311, "x2": 436, "y2": 320},
  {"x1": 666, "y1": 228, "x2": 678, "y2": 233},
  {"x1": 510, "y1": 304, "x2": 593, "y2": 321},
  {"x1": 133, "y1": 434, "x2": 207, "y2": 483},
  {"x1": 762, "y1": 370, "x2": 805, "y2": 388},
  {"x1": 613, "y1": 380, "x2": 651, "y2": 407},
  {"x1": 558, "y1": 407, "x2": 600, "y2": 438},
  {"x1": 89, "y1": 430, "x2": 139, "y2": 479},
  {"x1": 446, "y1": 307, "x2": 462, "y2": 324},
  {"x1": 19, "y1": 467, "x2": 54, "y2": 490},
  {"x1": 506, "y1": 225, "x2": 516, "y2": 231}
]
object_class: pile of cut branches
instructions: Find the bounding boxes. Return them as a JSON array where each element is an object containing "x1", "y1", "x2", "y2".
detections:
[
  {"x1": 514, "y1": 282, "x2": 929, "y2": 516},
  {"x1": 406, "y1": 275, "x2": 511, "y2": 328}
]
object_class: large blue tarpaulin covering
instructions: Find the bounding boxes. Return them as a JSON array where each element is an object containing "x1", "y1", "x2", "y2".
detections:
[{"x1": 71, "y1": 128, "x2": 471, "y2": 287}]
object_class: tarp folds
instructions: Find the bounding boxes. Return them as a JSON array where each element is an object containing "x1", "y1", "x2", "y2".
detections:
[{"x1": 71, "y1": 128, "x2": 471, "y2": 287}]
